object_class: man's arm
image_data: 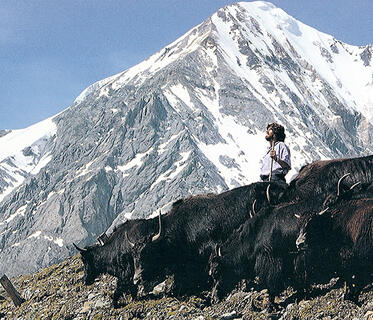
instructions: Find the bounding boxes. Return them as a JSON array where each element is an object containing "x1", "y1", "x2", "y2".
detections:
[{"x1": 269, "y1": 145, "x2": 291, "y2": 170}]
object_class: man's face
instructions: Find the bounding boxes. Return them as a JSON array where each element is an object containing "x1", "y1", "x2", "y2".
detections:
[{"x1": 265, "y1": 127, "x2": 274, "y2": 141}]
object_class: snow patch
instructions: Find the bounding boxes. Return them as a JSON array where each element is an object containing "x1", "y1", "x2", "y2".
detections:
[
  {"x1": 28, "y1": 231, "x2": 42, "y2": 239},
  {"x1": 150, "y1": 151, "x2": 191, "y2": 190},
  {"x1": 116, "y1": 147, "x2": 154, "y2": 175},
  {"x1": 0, "y1": 204, "x2": 28, "y2": 225}
]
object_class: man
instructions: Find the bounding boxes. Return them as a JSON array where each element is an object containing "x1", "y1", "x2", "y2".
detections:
[{"x1": 259, "y1": 123, "x2": 291, "y2": 182}]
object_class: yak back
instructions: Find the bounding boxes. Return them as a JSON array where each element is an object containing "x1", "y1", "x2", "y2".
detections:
[
  {"x1": 162, "y1": 181, "x2": 287, "y2": 247},
  {"x1": 282, "y1": 155, "x2": 373, "y2": 203}
]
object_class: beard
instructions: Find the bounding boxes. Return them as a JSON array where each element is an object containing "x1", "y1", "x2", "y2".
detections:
[{"x1": 265, "y1": 134, "x2": 273, "y2": 141}]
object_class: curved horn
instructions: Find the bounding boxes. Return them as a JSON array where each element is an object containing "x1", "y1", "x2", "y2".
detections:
[
  {"x1": 294, "y1": 214, "x2": 301, "y2": 219},
  {"x1": 266, "y1": 185, "x2": 271, "y2": 204},
  {"x1": 125, "y1": 231, "x2": 135, "y2": 248},
  {"x1": 349, "y1": 181, "x2": 361, "y2": 191},
  {"x1": 337, "y1": 173, "x2": 350, "y2": 196},
  {"x1": 73, "y1": 243, "x2": 87, "y2": 253},
  {"x1": 152, "y1": 210, "x2": 162, "y2": 243},
  {"x1": 252, "y1": 199, "x2": 257, "y2": 216},
  {"x1": 218, "y1": 246, "x2": 222, "y2": 257},
  {"x1": 318, "y1": 207, "x2": 329, "y2": 215}
]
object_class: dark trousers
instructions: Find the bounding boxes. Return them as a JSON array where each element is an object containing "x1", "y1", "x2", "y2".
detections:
[{"x1": 260, "y1": 174, "x2": 286, "y2": 182}]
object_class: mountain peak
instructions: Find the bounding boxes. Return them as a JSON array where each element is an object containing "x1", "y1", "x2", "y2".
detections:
[{"x1": 0, "y1": 1, "x2": 372, "y2": 277}]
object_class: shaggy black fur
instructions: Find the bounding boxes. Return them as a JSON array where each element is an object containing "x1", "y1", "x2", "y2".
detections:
[
  {"x1": 75, "y1": 218, "x2": 158, "y2": 308},
  {"x1": 295, "y1": 198, "x2": 373, "y2": 304},
  {"x1": 129, "y1": 181, "x2": 287, "y2": 298}
]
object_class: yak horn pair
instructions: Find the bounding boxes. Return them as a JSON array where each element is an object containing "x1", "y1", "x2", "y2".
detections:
[
  {"x1": 337, "y1": 173, "x2": 361, "y2": 197},
  {"x1": 97, "y1": 232, "x2": 109, "y2": 246},
  {"x1": 294, "y1": 207, "x2": 329, "y2": 219},
  {"x1": 249, "y1": 184, "x2": 270, "y2": 218}
]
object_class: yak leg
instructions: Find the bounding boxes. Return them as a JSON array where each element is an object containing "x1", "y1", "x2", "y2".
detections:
[
  {"x1": 172, "y1": 260, "x2": 208, "y2": 297},
  {"x1": 343, "y1": 267, "x2": 370, "y2": 305},
  {"x1": 344, "y1": 273, "x2": 362, "y2": 305},
  {"x1": 172, "y1": 271, "x2": 198, "y2": 296},
  {"x1": 210, "y1": 281, "x2": 221, "y2": 304},
  {"x1": 210, "y1": 278, "x2": 231, "y2": 304},
  {"x1": 342, "y1": 253, "x2": 372, "y2": 305},
  {"x1": 255, "y1": 252, "x2": 286, "y2": 312},
  {"x1": 293, "y1": 253, "x2": 312, "y2": 302},
  {"x1": 113, "y1": 277, "x2": 136, "y2": 309},
  {"x1": 113, "y1": 280, "x2": 125, "y2": 309}
]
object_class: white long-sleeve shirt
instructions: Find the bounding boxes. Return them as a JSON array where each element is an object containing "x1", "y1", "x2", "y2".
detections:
[{"x1": 259, "y1": 141, "x2": 291, "y2": 177}]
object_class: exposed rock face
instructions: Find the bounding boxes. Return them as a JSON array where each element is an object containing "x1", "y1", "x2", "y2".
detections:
[{"x1": 0, "y1": 1, "x2": 372, "y2": 276}]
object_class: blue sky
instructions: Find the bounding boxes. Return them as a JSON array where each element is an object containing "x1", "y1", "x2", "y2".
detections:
[{"x1": 1, "y1": 0, "x2": 372, "y2": 130}]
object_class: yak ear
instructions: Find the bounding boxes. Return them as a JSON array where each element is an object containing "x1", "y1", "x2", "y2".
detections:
[{"x1": 73, "y1": 243, "x2": 87, "y2": 253}]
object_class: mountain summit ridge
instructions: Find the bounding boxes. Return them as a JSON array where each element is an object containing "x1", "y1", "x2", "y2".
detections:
[{"x1": 0, "y1": 1, "x2": 372, "y2": 277}]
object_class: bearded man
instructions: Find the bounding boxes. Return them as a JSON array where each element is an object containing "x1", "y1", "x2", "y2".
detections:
[{"x1": 259, "y1": 123, "x2": 291, "y2": 182}]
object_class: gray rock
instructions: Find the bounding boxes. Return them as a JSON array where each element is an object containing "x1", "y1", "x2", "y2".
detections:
[{"x1": 0, "y1": 2, "x2": 372, "y2": 277}]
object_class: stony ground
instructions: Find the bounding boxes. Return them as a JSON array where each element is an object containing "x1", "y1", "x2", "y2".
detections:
[{"x1": 0, "y1": 255, "x2": 372, "y2": 320}]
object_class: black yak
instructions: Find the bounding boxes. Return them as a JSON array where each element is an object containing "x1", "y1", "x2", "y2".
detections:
[
  {"x1": 295, "y1": 198, "x2": 373, "y2": 304},
  {"x1": 128, "y1": 182, "x2": 287, "y2": 298},
  {"x1": 74, "y1": 217, "x2": 159, "y2": 308}
]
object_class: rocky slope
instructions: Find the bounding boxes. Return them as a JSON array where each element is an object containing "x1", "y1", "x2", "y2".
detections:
[
  {"x1": 1, "y1": 1, "x2": 373, "y2": 277},
  {"x1": 0, "y1": 255, "x2": 372, "y2": 320}
]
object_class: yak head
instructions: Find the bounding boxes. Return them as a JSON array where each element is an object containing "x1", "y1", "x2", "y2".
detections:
[
  {"x1": 295, "y1": 207, "x2": 337, "y2": 283},
  {"x1": 73, "y1": 243, "x2": 101, "y2": 286},
  {"x1": 126, "y1": 212, "x2": 167, "y2": 296},
  {"x1": 296, "y1": 207, "x2": 330, "y2": 251}
]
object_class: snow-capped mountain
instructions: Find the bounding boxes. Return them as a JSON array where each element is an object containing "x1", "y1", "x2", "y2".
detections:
[{"x1": 0, "y1": 1, "x2": 372, "y2": 276}]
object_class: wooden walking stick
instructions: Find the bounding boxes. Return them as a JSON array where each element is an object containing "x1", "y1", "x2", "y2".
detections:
[
  {"x1": 0, "y1": 274, "x2": 25, "y2": 307},
  {"x1": 269, "y1": 139, "x2": 275, "y2": 181}
]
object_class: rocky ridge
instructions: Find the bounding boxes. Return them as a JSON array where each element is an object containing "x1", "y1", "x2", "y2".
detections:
[{"x1": 0, "y1": 255, "x2": 372, "y2": 319}]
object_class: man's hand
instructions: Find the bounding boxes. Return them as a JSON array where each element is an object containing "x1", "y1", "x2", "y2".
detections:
[{"x1": 269, "y1": 150, "x2": 277, "y2": 161}]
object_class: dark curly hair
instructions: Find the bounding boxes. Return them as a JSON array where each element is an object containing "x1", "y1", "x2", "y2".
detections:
[{"x1": 267, "y1": 123, "x2": 286, "y2": 142}]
